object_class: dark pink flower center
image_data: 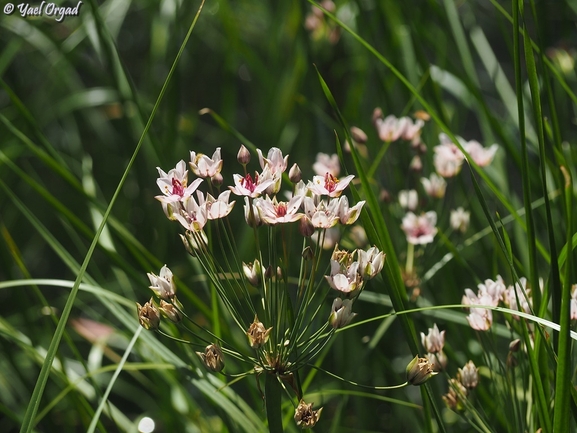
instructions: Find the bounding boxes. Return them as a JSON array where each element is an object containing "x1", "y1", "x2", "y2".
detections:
[
  {"x1": 324, "y1": 173, "x2": 338, "y2": 193},
  {"x1": 241, "y1": 173, "x2": 258, "y2": 193},
  {"x1": 275, "y1": 203, "x2": 287, "y2": 217},
  {"x1": 172, "y1": 178, "x2": 185, "y2": 196}
]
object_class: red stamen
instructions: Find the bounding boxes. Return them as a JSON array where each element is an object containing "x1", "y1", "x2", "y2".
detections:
[{"x1": 172, "y1": 178, "x2": 184, "y2": 196}]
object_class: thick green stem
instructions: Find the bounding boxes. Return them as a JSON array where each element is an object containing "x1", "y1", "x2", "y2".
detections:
[{"x1": 265, "y1": 374, "x2": 283, "y2": 433}]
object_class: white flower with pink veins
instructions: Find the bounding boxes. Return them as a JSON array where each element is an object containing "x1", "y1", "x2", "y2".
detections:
[
  {"x1": 190, "y1": 148, "x2": 223, "y2": 178},
  {"x1": 155, "y1": 160, "x2": 203, "y2": 204},
  {"x1": 308, "y1": 173, "x2": 355, "y2": 198},
  {"x1": 197, "y1": 190, "x2": 235, "y2": 220},
  {"x1": 401, "y1": 211, "x2": 438, "y2": 245},
  {"x1": 229, "y1": 167, "x2": 276, "y2": 198},
  {"x1": 303, "y1": 196, "x2": 340, "y2": 228},
  {"x1": 325, "y1": 260, "x2": 362, "y2": 293},
  {"x1": 463, "y1": 140, "x2": 499, "y2": 167},
  {"x1": 254, "y1": 195, "x2": 304, "y2": 225},
  {"x1": 174, "y1": 196, "x2": 208, "y2": 232}
]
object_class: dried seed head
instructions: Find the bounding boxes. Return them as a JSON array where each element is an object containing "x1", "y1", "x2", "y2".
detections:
[
  {"x1": 294, "y1": 399, "x2": 323, "y2": 429},
  {"x1": 197, "y1": 344, "x2": 225, "y2": 372},
  {"x1": 406, "y1": 355, "x2": 437, "y2": 386},
  {"x1": 158, "y1": 299, "x2": 183, "y2": 323},
  {"x1": 247, "y1": 316, "x2": 272, "y2": 349},
  {"x1": 458, "y1": 361, "x2": 479, "y2": 389},
  {"x1": 237, "y1": 144, "x2": 251, "y2": 165},
  {"x1": 136, "y1": 299, "x2": 160, "y2": 330}
]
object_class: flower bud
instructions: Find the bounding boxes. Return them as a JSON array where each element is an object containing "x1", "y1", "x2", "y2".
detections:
[
  {"x1": 458, "y1": 360, "x2": 479, "y2": 389},
  {"x1": 299, "y1": 217, "x2": 315, "y2": 237},
  {"x1": 197, "y1": 344, "x2": 225, "y2": 372},
  {"x1": 179, "y1": 233, "x2": 196, "y2": 256},
  {"x1": 410, "y1": 155, "x2": 423, "y2": 172},
  {"x1": 158, "y1": 299, "x2": 182, "y2": 323},
  {"x1": 243, "y1": 260, "x2": 262, "y2": 287},
  {"x1": 211, "y1": 172, "x2": 223, "y2": 187},
  {"x1": 289, "y1": 163, "x2": 302, "y2": 183},
  {"x1": 509, "y1": 338, "x2": 521, "y2": 352},
  {"x1": 350, "y1": 126, "x2": 368, "y2": 144},
  {"x1": 302, "y1": 246, "x2": 314, "y2": 261},
  {"x1": 136, "y1": 299, "x2": 160, "y2": 330},
  {"x1": 237, "y1": 144, "x2": 251, "y2": 165},
  {"x1": 372, "y1": 107, "x2": 383, "y2": 127},
  {"x1": 406, "y1": 355, "x2": 437, "y2": 386},
  {"x1": 294, "y1": 399, "x2": 323, "y2": 429},
  {"x1": 247, "y1": 315, "x2": 272, "y2": 349}
]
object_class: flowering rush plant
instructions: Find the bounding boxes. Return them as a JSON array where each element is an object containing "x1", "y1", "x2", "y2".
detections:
[{"x1": 136, "y1": 145, "x2": 395, "y2": 428}]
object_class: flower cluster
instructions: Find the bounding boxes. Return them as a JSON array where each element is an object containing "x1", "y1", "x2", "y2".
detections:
[
  {"x1": 462, "y1": 275, "x2": 542, "y2": 331},
  {"x1": 138, "y1": 145, "x2": 385, "y2": 429},
  {"x1": 434, "y1": 133, "x2": 498, "y2": 178}
]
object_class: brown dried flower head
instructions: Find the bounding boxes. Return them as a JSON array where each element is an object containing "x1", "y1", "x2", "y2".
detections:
[
  {"x1": 136, "y1": 298, "x2": 160, "y2": 330},
  {"x1": 294, "y1": 399, "x2": 323, "y2": 429},
  {"x1": 158, "y1": 299, "x2": 182, "y2": 323},
  {"x1": 197, "y1": 344, "x2": 225, "y2": 372},
  {"x1": 406, "y1": 355, "x2": 437, "y2": 386},
  {"x1": 247, "y1": 315, "x2": 272, "y2": 349}
]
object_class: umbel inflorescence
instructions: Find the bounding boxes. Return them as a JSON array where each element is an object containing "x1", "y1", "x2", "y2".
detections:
[{"x1": 136, "y1": 145, "x2": 387, "y2": 428}]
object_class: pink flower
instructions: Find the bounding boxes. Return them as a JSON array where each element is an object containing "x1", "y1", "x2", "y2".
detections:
[
  {"x1": 325, "y1": 260, "x2": 362, "y2": 293},
  {"x1": 421, "y1": 324, "x2": 445, "y2": 354},
  {"x1": 375, "y1": 114, "x2": 405, "y2": 142},
  {"x1": 357, "y1": 246, "x2": 385, "y2": 279},
  {"x1": 401, "y1": 211, "x2": 438, "y2": 245},
  {"x1": 433, "y1": 135, "x2": 465, "y2": 177},
  {"x1": 308, "y1": 173, "x2": 355, "y2": 197},
  {"x1": 147, "y1": 265, "x2": 176, "y2": 300},
  {"x1": 303, "y1": 197, "x2": 340, "y2": 228},
  {"x1": 174, "y1": 196, "x2": 208, "y2": 232},
  {"x1": 329, "y1": 298, "x2": 357, "y2": 328},
  {"x1": 254, "y1": 195, "x2": 304, "y2": 225},
  {"x1": 229, "y1": 167, "x2": 276, "y2": 198},
  {"x1": 335, "y1": 196, "x2": 365, "y2": 225},
  {"x1": 450, "y1": 207, "x2": 470, "y2": 233},
  {"x1": 462, "y1": 288, "x2": 494, "y2": 331},
  {"x1": 313, "y1": 153, "x2": 341, "y2": 177},
  {"x1": 399, "y1": 189, "x2": 418, "y2": 211},
  {"x1": 257, "y1": 147, "x2": 289, "y2": 194},
  {"x1": 198, "y1": 190, "x2": 235, "y2": 220},
  {"x1": 155, "y1": 160, "x2": 203, "y2": 204},
  {"x1": 464, "y1": 140, "x2": 499, "y2": 167},
  {"x1": 420, "y1": 173, "x2": 447, "y2": 199},
  {"x1": 503, "y1": 277, "x2": 532, "y2": 316},
  {"x1": 190, "y1": 148, "x2": 223, "y2": 178}
]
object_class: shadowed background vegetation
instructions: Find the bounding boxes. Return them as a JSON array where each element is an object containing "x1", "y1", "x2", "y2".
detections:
[{"x1": 1, "y1": 0, "x2": 576, "y2": 432}]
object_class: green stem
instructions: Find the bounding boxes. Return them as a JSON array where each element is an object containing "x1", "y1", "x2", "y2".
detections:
[{"x1": 265, "y1": 374, "x2": 283, "y2": 433}]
